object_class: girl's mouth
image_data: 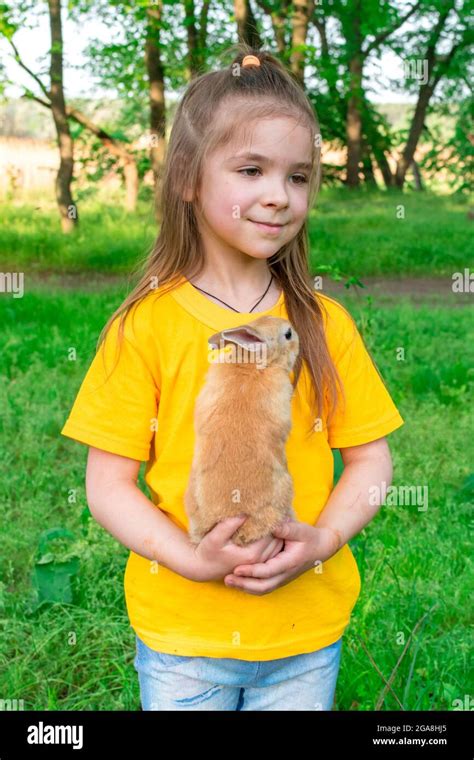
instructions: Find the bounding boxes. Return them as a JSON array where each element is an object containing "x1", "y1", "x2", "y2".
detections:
[{"x1": 249, "y1": 220, "x2": 285, "y2": 234}]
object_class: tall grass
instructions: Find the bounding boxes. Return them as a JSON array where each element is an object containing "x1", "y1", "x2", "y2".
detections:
[
  {"x1": 0, "y1": 284, "x2": 472, "y2": 710},
  {"x1": 1, "y1": 188, "x2": 471, "y2": 276}
]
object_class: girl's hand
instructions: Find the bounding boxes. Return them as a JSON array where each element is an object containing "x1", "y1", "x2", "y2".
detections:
[
  {"x1": 190, "y1": 515, "x2": 284, "y2": 582},
  {"x1": 223, "y1": 519, "x2": 337, "y2": 595}
]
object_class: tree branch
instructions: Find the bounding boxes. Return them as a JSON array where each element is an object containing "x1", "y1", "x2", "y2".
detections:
[
  {"x1": 363, "y1": 1, "x2": 422, "y2": 56},
  {"x1": 21, "y1": 90, "x2": 51, "y2": 109},
  {"x1": 255, "y1": 0, "x2": 289, "y2": 52},
  {"x1": 6, "y1": 36, "x2": 50, "y2": 99},
  {"x1": 254, "y1": 0, "x2": 273, "y2": 14},
  {"x1": 199, "y1": 0, "x2": 211, "y2": 51},
  {"x1": 21, "y1": 90, "x2": 135, "y2": 163},
  {"x1": 431, "y1": 28, "x2": 469, "y2": 90},
  {"x1": 312, "y1": 16, "x2": 329, "y2": 58}
]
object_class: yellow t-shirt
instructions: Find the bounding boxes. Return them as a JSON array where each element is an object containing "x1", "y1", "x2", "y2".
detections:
[{"x1": 61, "y1": 275, "x2": 404, "y2": 660}]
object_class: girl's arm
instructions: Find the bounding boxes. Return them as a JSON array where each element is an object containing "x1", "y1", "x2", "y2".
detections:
[
  {"x1": 314, "y1": 437, "x2": 393, "y2": 557},
  {"x1": 225, "y1": 437, "x2": 394, "y2": 594},
  {"x1": 85, "y1": 447, "x2": 201, "y2": 577},
  {"x1": 85, "y1": 446, "x2": 282, "y2": 582}
]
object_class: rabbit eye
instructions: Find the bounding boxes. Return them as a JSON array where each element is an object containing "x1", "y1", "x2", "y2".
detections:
[{"x1": 284, "y1": 329, "x2": 292, "y2": 340}]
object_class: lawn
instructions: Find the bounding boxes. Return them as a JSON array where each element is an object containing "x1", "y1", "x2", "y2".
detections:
[
  {"x1": 0, "y1": 281, "x2": 471, "y2": 710},
  {"x1": 0, "y1": 187, "x2": 471, "y2": 277}
]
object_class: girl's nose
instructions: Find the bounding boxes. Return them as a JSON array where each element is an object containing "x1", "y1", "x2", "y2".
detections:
[{"x1": 259, "y1": 180, "x2": 290, "y2": 208}]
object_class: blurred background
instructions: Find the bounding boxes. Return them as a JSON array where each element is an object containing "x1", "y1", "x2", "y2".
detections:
[{"x1": 0, "y1": 0, "x2": 472, "y2": 712}]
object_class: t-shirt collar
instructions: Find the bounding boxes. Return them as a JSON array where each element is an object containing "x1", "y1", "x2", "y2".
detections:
[{"x1": 169, "y1": 274, "x2": 286, "y2": 331}]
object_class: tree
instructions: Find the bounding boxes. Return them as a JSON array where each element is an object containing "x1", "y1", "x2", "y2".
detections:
[
  {"x1": 145, "y1": 2, "x2": 166, "y2": 212},
  {"x1": 76, "y1": 0, "x2": 225, "y2": 216},
  {"x1": 253, "y1": 1, "x2": 421, "y2": 185},
  {"x1": 234, "y1": 0, "x2": 262, "y2": 48},
  {"x1": 47, "y1": 0, "x2": 77, "y2": 231},
  {"x1": 3, "y1": 28, "x2": 140, "y2": 212},
  {"x1": 315, "y1": 0, "x2": 422, "y2": 187},
  {"x1": 392, "y1": 0, "x2": 472, "y2": 187}
]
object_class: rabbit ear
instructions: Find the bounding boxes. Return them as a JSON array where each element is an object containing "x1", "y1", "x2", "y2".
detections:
[
  {"x1": 209, "y1": 326, "x2": 264, "y2": 353},
  {"x1": 208, "y1": 330, "x2": 225, "y2": 349}
]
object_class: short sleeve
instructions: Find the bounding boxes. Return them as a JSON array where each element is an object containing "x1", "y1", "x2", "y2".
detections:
[
  {"x1": 325, "y1": 302, "x2": 404, "y2": 448},
  {"x1": 61, "y1": 310, "x2": 160, "y2": 461}
]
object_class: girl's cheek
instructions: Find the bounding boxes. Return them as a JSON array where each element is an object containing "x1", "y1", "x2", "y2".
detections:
[{"x1": 226, "y1": 194, "x2": 251, "y2": 219}]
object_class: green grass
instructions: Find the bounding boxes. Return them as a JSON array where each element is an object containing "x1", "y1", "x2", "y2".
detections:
[
  {"x1": 0, "y1": 284, "x2": 472, "y2": 710},
  {"x1": 309, "y1": 187, "x2": 473, "y2": 277},
  {"x1": 0, "y1": 187, "x2": 471, "y2": 276},
  {"x1": 0, "y1": 198, "x2": 156, "y2": 275}
]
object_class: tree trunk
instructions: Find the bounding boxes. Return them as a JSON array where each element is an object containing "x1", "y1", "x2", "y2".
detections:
[
  {"x1": 373, "y1": 148, "x2": 395, "y2": 189},
  {"x1": 47, "y1": 0, "x2": 76, "y2": 232},
  {"x1": 395, "y1": 84, "x2": 433, "y2": 188},
  {"x1": 411, "y1": 160, "x2": 424, "y2": 191},
  {"x1": 290, "y1": 0, "x2": 313, "y2": 87},
  {"x1": 346, "y1": 53, "x2": 363, "y2": 188},
  {"x1": 361, "y1": 140, "x2": 377, "y2": 187},
  {"x1": 255, "y1": 0, "x2": 289, "y2": 53},
  {"x1": 395, "y1": 4, "x2": 455, "y2": 188},
  {"x1": 145, "y1": 4, "x2": 167, "y2": 222},
  {"x1": 184, "y1": 1, "x2": 199, "y2": 78},
  {"x1": 363, "y1": 109, "x2": 395, "y2": 188},
  {"x1": 234, "y1": 0, "x2": 262, "y2": 48}
]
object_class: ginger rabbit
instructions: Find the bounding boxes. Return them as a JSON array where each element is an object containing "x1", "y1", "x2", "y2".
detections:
[{"x1": 184, "y1": 315, "x2": 299, "y2": 547}]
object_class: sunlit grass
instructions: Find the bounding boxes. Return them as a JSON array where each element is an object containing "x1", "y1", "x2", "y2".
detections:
[
  {"x1": 1, "y1": 187, "x2": 471, "y2": 276},
  {"x1": 0, "y1": 284, "x2": 471, "y2": 710}
]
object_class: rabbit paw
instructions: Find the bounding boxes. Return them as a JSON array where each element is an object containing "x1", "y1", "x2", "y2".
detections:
[{"x1": 232, "y1": 521, "x2": 267, "y2": 547}]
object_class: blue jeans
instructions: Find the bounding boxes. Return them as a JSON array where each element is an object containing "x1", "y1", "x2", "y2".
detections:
[{"x1": 133, "y1": 634, "x2": 343, "y2": 711}]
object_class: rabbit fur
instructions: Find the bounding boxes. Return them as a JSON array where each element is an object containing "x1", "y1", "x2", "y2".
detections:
[{"x1": 184, "y1": 315, "x2": 299, "y2": 547}]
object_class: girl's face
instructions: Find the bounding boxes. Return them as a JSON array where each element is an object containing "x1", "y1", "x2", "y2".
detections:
[{"x1": 194, "y1": 115, "x2": 313, "y2": 262}]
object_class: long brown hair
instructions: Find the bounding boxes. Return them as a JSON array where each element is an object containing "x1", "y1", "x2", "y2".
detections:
[{"x1": 97, "y1": 43, "x2": 346, "y2": 439}]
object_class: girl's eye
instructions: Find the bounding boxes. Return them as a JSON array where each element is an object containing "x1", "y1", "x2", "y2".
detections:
[
  {"x1": 238, "y1": 167, "x2": 261, "y2": 177},
  {"x1": 238, "y1": 168, "x2": 308, "y2": 184},
  {"x1": 292, "y1": 174, "x2": 308, "y2": 185}
]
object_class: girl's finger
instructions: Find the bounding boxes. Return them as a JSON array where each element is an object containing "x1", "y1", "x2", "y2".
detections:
[
  {"x1": 226, "y1": 571, "x2": 289, "y2": 594},
  {"x1": 260, "y1": 538, "x2": 284, "y2": 562},
  {"x1": 272, "y1": 520, "x2": 308, "y2": 541},
  {"x1": 233, "y1": 552, "x2": 293, "y2": 578}
]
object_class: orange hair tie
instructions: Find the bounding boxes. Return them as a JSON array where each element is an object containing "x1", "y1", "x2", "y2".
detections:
[{"x1": 242, "y1": 55, "x2": 261, "y2": 68}]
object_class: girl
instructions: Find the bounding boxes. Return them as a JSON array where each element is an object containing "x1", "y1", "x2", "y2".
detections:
[{"x1": 61, "y1": 45, "x2": 404, "y2": 711}]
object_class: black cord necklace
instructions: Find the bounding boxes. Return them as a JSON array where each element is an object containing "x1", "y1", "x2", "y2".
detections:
[{"x1": 189, "y1": 273, "x2": 274, "y2": 313}]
